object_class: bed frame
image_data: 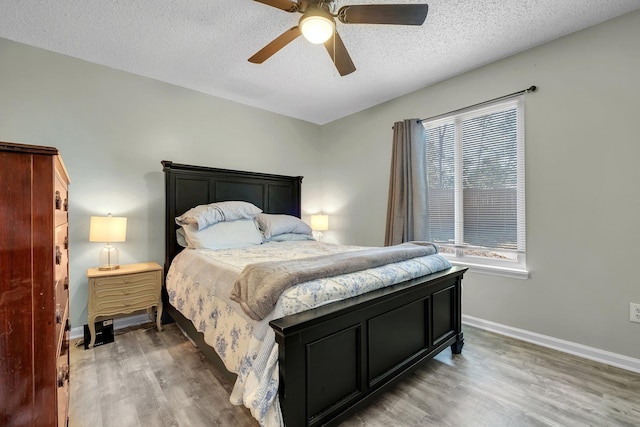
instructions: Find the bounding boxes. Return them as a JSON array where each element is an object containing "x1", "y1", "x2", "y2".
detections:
[{"x1": 162, "y1": 160, "x2": 467, "y2": 427}]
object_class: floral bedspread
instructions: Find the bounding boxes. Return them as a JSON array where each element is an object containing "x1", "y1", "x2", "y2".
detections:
[{"x1": 165, "y1": 241, "x2": 451, "y2": 426}]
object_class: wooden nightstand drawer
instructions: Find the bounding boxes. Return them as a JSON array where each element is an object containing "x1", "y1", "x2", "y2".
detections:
[
  {"x1": 93, "y1": 271, "x2": 159, "y2": 294},
  {"x1": 93, "y1": 292, "x2": 158, "y2": 313}
]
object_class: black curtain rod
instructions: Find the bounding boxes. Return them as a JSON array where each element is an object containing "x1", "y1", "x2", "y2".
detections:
[{"x1": 419, "y1": 85, "x2": 537, "y2": 123}]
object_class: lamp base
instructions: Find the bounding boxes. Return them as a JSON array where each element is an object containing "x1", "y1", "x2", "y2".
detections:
[{"x1": 98, "y1": 244, "x2": 120, "y2": 271}]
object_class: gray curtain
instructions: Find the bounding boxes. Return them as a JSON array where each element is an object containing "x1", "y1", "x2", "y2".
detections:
[{"x1": 384, "y1": 119, "x2": 430, "y2": 246}]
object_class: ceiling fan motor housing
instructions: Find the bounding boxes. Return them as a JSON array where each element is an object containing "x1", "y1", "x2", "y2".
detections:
[{"x1": 299, "y1": 7, "x2": 336, "y2": 44}]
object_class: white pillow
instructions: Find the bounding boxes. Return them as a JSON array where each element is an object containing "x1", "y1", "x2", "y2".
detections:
[
  {"x1": 255, "y1": 213, "x2": 312, "y2": 239},
  {"x1": 176, "y1": 228, "x2": 188, "y2": 247},
  {"x1": 182, "y1": 219, "x2": 263, "y2": 249},
  {"x1": 176, "y1": 201, "x2": 262, "y2": 230},
  {"x1": 269, "y1": 233, "x2": 316, "y2": 242}
]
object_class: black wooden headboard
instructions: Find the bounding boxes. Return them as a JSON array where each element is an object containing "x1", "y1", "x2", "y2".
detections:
[{"x1": 162, "y1": 160, "x2": 303, "y2": 271}]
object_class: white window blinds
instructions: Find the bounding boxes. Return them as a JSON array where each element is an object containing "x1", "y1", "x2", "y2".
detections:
[{"x1": 424, "y1": 96, "x2": 526, "y2": 275}]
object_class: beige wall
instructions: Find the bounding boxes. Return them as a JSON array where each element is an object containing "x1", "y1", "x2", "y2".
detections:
[
  {"x1": 320, "y1": 10, "x2": 640, "y2": 359},
  {"x1": 1, "y1": 9, "x2": 639, "y2": 360},
  {"x1": 0, "y1": 39, "x2": 322, "y2": 329}
]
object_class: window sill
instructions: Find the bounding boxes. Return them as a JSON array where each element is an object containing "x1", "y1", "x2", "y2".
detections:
[{"x1": 448, "y1": 260, "x2": 530, "y2": 280}]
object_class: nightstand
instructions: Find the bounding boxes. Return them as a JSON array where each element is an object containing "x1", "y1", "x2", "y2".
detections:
[{"x1": 86, "y1": 262, "x2": 163, "y2": 348}]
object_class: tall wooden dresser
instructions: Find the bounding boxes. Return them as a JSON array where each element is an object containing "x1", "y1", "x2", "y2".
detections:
[{"x1": 0, "y1": 142, "x2": 70, "y2": 427}]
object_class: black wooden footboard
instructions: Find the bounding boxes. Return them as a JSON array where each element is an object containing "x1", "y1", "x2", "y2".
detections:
[{"x1": 270, "y1": 266, "x2": 466, "y2": 427}]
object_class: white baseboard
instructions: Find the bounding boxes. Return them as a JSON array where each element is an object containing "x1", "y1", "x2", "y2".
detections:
[
  {"x1": 70, "y1": 314, "x2": 151, "y2": 340},
  {"x1": 71, "y1": 313, "x2": 640, "y2": 373},
  {"x1": 463, "y1": 315, "x2": 640, "y2": 374}
]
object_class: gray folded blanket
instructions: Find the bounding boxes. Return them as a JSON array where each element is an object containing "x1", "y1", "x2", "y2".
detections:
[{"x1": 230, "y1": 241, "x2": 438, "y2": 320}]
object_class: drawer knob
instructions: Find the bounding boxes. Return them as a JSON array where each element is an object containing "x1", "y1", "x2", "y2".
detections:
[
  {"x1": 64, "y1": 277, "x2": 69, "y2": 290},
  {"x1": 57, "y1": 365, "x2": 69, "y2": 387},
  {"x1": 55, "y1": 246, "x2": 62, "y2": 265},
  {"x1": 55, "y1": 191, "x2": 61, "y2": 210},
  {"x1": 55, "y1": 304, "x2": 62, "y2": 324},
  {"x1": 64, "y1": 235, "x2": 69, "y2": 249}
]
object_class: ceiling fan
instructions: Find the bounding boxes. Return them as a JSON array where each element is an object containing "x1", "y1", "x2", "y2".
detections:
[{"x1": 249, "y1": 0, "x2": 429, "y2": 76}]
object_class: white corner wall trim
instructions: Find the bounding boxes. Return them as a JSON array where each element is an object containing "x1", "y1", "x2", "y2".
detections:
[
  {"x1": 463, "y1": 315, "x2": 640, "y2": 374},
  {"x1": 70, "y1": 313, "x2": 151, "y2": 340}
]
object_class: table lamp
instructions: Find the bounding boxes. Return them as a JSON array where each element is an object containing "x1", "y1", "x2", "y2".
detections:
[
  {"x1": 89, "y1": 213, "x2": 127, "y2": 270},
  {"x1": 310, "y1": 214, "x2": 329, "y2": 241}
]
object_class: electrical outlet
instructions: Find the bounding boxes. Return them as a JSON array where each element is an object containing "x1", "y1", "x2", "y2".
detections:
[{"x1": 630, "y1": 303, "x2": 640, "y2": 323}]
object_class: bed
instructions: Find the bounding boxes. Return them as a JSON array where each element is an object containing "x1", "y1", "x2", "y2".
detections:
[{"x1": 161, "y1": 160, "x2": 467, "y2": 427}]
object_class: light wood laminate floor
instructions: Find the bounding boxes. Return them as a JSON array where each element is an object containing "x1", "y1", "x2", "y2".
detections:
[{"x1": 70, "y1": 323, "x2": 640, "y2": 427}]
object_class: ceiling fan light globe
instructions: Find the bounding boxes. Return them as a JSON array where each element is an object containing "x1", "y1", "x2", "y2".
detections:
[{"x1": 300, "y1": 12, "x2": 335, "y2": 44}]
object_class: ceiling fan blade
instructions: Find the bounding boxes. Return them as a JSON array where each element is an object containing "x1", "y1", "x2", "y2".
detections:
[
  {"x1": 253, "y1": 0, "x2": 298, "y2": 13},
  {"x1": 338, "y1": 4, "x2": 429, "y2": 25},
  {"x1": 324, "y1": 31, "x2": 356, "y2": 76},
  {"x1": 249, "y1": 27, "x2": 302, "y2": 64}
]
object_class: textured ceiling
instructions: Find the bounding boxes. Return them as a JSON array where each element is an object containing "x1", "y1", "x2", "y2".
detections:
[{"x1": 1, "y1": 0, "x2": 639, "y2": 124}]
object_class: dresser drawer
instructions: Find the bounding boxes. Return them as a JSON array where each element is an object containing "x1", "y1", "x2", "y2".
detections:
[
  {"x1": 91, "y1": 271, "x2": 161, "y2": 313},
  {"x1": 55, "y1": 277, "x2": 69, "y2": 325},
  {"x1": 56, "y1": 325, "x2": 69, "y2": 427},
  {"x1": 55, "y1": 298, "x2": 69, "y2": 360},
  {"x1": 55, "y1": 223, "x2": 69, "y2": 285},
  {"x1": 54, "y1": 170, "x2": 68, "y2": 227}
]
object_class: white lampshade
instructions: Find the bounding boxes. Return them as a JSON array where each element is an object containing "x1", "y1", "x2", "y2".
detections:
[
  {"x1": 90, "y1": 214, "x2": 127, "y2": 270},
  {"x1": 310, "y1": 214, "x2": 329, "y2": 232},
  {"x1": 299, "y1": 9, "x2": 335, "y2": 44},
  {"x1": 89, "y1": 215, "x2": 127, "y2": 243}
]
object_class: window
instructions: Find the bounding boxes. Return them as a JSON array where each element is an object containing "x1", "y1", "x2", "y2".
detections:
[{"x1": 423, "y1": 96, "x2": 527, "y2": 278}]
